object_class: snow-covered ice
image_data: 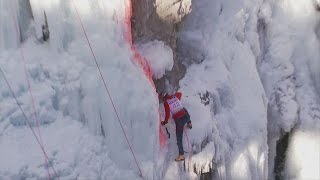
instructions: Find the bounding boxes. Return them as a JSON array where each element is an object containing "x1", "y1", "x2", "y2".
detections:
[
  {"x1": 1, "y1": 0, "x2": 159, "y2": 179},
  {"x1": 137, "y1": 40, "x2": 174, "y2": 79},
  {"x1": 0, "y1": 0, "x2": 319, "y2": 179}
]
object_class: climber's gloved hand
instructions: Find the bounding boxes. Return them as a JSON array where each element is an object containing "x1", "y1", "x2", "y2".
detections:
[{"x1": 161, "y1": 121, "x2": 168, "y2": 126}]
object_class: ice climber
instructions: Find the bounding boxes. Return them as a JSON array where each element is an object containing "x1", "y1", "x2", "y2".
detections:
[{"x1": 159, "y1": 91, "x2": 192, "y2": 161}]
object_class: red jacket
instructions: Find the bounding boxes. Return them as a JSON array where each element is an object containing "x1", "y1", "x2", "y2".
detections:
[{"x1": 163, "y1": 92, "x2": 187, "y2": 123}]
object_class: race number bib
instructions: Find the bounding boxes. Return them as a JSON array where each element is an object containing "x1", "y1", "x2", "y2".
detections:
[{"x1": 167, "y1": 96, "x2": 184, "y2": 115}]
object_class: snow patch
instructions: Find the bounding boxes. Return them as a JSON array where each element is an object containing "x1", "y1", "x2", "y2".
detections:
[
  {"x1": 286, "y1": 130, "x2": 320, "y2": 180},
  {"x1": 137, "y1": 40, "x2": 174, "y2": 79}
]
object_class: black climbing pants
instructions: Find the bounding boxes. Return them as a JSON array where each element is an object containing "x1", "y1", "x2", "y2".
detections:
[{"x1": 174, "y1": 112, "x2": 191, "y2": 155}]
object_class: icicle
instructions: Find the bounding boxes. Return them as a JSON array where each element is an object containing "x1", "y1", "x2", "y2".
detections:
[{"x1": 0, "y1": 0, "x2": 20, "y2": 51}]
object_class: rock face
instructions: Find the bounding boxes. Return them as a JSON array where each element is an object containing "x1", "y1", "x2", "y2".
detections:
[
  {"x1": 132, "y1": 0, "x2": 191, "y2": 46},
  {"x1": 18, "y1": 0, "x2": 34, "y2": 42},
  {"x1": 131, "y1": 0, "x2": 191, "y2": 92}
]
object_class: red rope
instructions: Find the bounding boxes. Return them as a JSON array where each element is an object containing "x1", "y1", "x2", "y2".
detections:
[
  {"x1": 72, "y1": 1, "x2": 144, "y2": 179},
  {"x1": 124, "y1": 0, "x2": 153, "y2": 84},
  {"x1": 9, "y1": 3, "x2": 60, "y2": 179},
  {"x1": 124, "y1": 0, "x2": 166, "y2": 149}
]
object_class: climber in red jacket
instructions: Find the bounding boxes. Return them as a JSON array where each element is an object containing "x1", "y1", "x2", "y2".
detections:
[{"x1": 159, "y1": 91, "x2": 192, "y2": 161}]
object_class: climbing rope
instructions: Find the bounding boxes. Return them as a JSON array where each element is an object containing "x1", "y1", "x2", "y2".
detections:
[
  {"x1": 184, "y1": 129, "x2": 192, "y2": 172},
  {"x1": 9, "y1": 3, "x2": 59, "y2": 180},
  {"x1": 71, "y1": 1, "x2": 144, "y2": 179},
  {"x1": 0, "y1": 67, "x2": 60, "y2": 180}
]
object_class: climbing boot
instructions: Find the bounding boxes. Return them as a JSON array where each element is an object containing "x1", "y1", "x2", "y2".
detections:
[
  {"x1": 175, "y1": 155, "x2": 185, "y2": 161},
  {"x1": 187, "y1": 121, "x2": 192, "y2": 129}
]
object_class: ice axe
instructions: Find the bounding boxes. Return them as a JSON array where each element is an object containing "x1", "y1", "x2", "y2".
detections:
[
  {"x1": 161, "y1": 121, "x2": 170, "y2": 138},
  {"x1": 165, "y1": 127, "x2": 170, "y2": 139}
]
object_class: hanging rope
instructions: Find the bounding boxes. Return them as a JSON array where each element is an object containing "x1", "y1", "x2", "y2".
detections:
[
  {"x1": 0, "y1": 67, "x2": 60, "y2": 180},
  {"x1": 184, "y1": 129, "x2": 192, "y2": 172},
  {"x1": 71, "y1": 1, "x2": 144, "y2": 179},
  {"x1": 9, "y1": 2, "x2": 60, "y2": 179}
]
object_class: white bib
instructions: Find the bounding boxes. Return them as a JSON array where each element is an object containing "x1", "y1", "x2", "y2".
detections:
[{"x1": 167, "y1": 96, "x2": 184, "y2": 115}]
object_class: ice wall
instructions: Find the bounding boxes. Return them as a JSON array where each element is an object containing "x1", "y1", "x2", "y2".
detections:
[
  {"x1": 0, "y1": 0, "x2": 160, "y2": 179},
  {"x1": 177, "y1": 0, "x2": 320, "y2": 179},
  {"x1": 178, "y1": 0, "x2": 268, "y2": 179},
  {"x1": 259, "y1": 1, "x2": 320, "y2": 179}
]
